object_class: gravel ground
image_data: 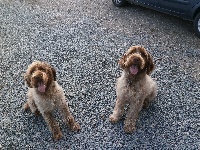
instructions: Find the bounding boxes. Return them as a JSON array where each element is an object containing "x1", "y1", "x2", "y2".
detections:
[{"x1": 0, "y1": 0, "x2": 199, "y2": 149}]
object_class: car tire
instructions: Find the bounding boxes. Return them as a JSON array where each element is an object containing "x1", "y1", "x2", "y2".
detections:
[
  {"x1": 194, "y1": 13, "x2": 200, "y2": 38},
  {"x1": 112, "y1": 0, "x2": 128, "y2": 7}
]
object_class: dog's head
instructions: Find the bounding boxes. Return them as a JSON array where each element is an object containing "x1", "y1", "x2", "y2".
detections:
[
  {"x1": 118, "y1": 46, "x2": 154, "y2": 75},
  {"x1": 24, "y1": 61, "x2": 56, "y2": 93}
]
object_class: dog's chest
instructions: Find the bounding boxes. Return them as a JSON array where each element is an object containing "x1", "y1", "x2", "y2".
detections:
[
  {"x1": 126, "y1": 82, "x2": 143, "y2": 97},
  {"x1": 117, "y1": 77, "x2": 145, "y2": 99},
  {"x1": 33, "y1": 93, "x2": 57, "y2": 113}
]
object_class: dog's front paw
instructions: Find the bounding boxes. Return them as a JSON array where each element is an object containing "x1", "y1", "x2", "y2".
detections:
[
  {"x1": 109, "y1": 114, "x2": 119, "y2": 123},
  {"x1": 124, "y1": 122, "x2": 136, "y2": 133},
  {"x1": 23, "y1": 102, "x2": 29, "y2": 110},
  {"x1": 53, "y1": 131, "x2": 63, "y2": 140},
  {"x1": 71, "y1": 122, "x2": 81, "y2": 132},
  {"x1": 67, "y1": 116, "x2": 80, "y2": 131},
  {"x1": 34, "y1": 109, "x2": 41, "y2": 116}
]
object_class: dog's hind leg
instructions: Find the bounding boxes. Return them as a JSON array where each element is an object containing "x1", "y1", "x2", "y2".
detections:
[{"x1": 143, "y1": 87, "x2": 157, "y2": 108}]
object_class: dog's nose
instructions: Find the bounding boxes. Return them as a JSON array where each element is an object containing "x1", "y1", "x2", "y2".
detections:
[
  {"x1": 34, "y1": 76, "x2": 42, "y2": 81},
  {"x1": 133, "y1": 58, "x2": 139, "y2": 62}
]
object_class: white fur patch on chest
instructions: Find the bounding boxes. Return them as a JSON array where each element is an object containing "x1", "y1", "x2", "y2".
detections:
[{"x1": 33, "y1": 91, "x2": 57, "y2": 114}]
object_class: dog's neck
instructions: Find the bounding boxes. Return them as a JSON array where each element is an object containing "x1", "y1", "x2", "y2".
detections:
[{"x1": 124, "y1": 70, "x2": 146, "y2": 85}]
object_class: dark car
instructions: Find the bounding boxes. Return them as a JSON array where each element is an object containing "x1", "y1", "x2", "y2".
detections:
[{"x1": 112, "y1": 0, "x2": 200, "y2": 38}]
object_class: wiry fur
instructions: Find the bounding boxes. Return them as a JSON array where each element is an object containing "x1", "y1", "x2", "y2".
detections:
[
  {"x1": 23, "y1": 61, "x2": 80, "y2": 140},
  {"x1": 109, "y1": 46, "x2": 157, "y2": 133}
]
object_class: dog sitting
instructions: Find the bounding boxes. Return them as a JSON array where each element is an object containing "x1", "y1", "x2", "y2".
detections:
[
  {"x1": 23, "y1": 61, "x2": 80, "y2": 140},
  {"x1": 109, "y1": 46, "x2": 157, "y2": 133}
]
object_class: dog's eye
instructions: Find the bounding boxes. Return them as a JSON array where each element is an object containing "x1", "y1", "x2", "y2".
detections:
[
  {"x1": 39, "y1": 67, "x2": 46, "y2": 71},
  {"x1": 140, "y1": 53, "x2": 146, "y2": 57},
  {"x1": 30, "y1": 69, "x2": 36, "y2": 75}
]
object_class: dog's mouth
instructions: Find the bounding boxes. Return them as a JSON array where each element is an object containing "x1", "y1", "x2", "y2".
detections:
[
  {"x1": 37, "y1": 82, "x2": 46, "y2": 93},
  {"x1": 129, "y1": 65, "x2": 139, "y2": 75}
]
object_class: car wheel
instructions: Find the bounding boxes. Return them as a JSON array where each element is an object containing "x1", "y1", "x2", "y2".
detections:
[
  {"x1": 112, "y1": 0, "x2": 128, "y2": 7},
  {"x1": 194, "y1": 13, "x2": 200, "y2": 38}
]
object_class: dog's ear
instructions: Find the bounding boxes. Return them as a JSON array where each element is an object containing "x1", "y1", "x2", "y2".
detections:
[
  {"x1": 145, "y1": 51, "x2": 154, "y2": 75},
  {"x1": 24, "y1": 64, "x2": 37, "y2": 88},
  {"x1": 24, "y1": 73, "x2": 32, "y2": 88},
  {"x1": 50, "y1": 66, "x2": 56, "y2": 81},
  {"x1": 118, "y1": 54, "x2": 127, "y2": 69}
]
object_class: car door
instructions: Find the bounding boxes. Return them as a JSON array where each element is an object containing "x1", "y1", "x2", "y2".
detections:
[
  {"x1": 159, "y1": 0, "x2": 199, "y2": 14},
  {"x1": 134, "y1": 0, "x2": 158, "y2": 6}
]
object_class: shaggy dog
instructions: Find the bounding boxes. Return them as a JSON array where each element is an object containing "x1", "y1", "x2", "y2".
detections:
[
  {"x1": 23, "y1": 61, "x2": 80, "y2": 140},
  {"x1": 109, "y1": 46, "x2": 157, "y2": 133}
]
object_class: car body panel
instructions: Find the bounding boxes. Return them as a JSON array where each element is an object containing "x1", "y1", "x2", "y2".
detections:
[{"x1": 126, "y1": 0, "x2": 200, "y2": 21}]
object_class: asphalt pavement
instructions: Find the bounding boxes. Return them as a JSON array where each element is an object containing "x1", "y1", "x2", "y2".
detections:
[{"x1": 0, "y1": 0, "x2": 199, "y2": 149}]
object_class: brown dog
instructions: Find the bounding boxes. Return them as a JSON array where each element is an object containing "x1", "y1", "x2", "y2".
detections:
[
  {"x1": 109, "y1": 46, "x2": 157, "y2": 133},
  {"x1": 23, "y1": 61, "x2": 80, "y2": 140}
]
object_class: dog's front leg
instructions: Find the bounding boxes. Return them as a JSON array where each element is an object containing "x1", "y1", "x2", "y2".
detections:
[
  {"x1": 43, "y1": 112, "x2": 62, "y2": 140},
  {"x1": 23, "y1": 92, "x2": 40, "y2": 116},
  {"x1": 61, "y1": 102, "x2": 80, "y2": 132},
  {"x1": 124, "y1": 99, "x2": 144, "y2": 133},
  {"x1": 109, "y1": 98, "x2": 125, "y2": 123}
]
